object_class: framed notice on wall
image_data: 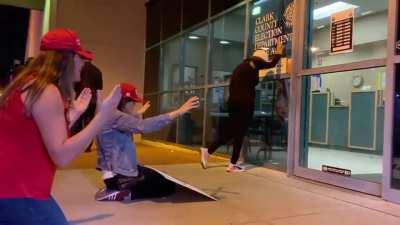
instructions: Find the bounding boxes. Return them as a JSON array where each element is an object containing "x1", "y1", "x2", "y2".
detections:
[{"x1": 330, "y1": 8, "x2": 354, "y2": 54}]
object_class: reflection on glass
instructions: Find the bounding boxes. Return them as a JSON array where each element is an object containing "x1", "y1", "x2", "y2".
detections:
[
  {"x1": 146, "y1": 92, "x2": 180, "y2": 142},
  {"x1": 246, "y1": 79, "x2": 289, "y2": 170},
  {"x1": 183, "y1": 26, "x2": 208, "y2": 88},
  {"x1": 144, "y1": 47, "x2": 160, "y2": 94},
  {"x1": 305, "y1": 0, "x2": 388, "y2": 68},
  {"x1": 205, "y1": 87, "x2": 230, "y2": 153},
  {"x1": 177, "y1": 89, "x2": 205, "y2": 146},
  {"x1": 143, "y1": 94, "x2": 162, "y2": 140},
  {"x1": 300, "y1": 67, "x2": 386, "y2": 183},
  {"x1": 161, "y1": 38, "x2": 181, "y2": 91},
  {"x1": 211, "y1": 0, "x2": 242, "y2": 15},
  {"x1": 209, "y1": 6, "x2": 246, "y2": 84}
]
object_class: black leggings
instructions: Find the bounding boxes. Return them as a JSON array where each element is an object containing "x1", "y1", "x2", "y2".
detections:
[{"x1": 207, "y1": 105, "x2": 253, "y2": 164}]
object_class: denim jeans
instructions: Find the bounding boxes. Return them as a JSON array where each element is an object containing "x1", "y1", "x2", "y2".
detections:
[
  {"x1": 97, "y1": 111, "x2": 172, "y2": 176},
  {"x1": 0, "y1": 197, "x2": 69, "y2": 225}
]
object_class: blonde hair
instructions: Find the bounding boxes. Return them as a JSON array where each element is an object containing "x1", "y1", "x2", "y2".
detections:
[
  {"x1": 253, "y1": 48, "x2": 269, "y2": 61},
  {"x1": 0, "y1": 50, "x2": 76, "y2": 113}
]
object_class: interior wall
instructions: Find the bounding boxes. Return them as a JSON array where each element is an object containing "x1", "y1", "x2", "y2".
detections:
[
  {"x1": 55, "y1": 0, "x2": 146, "y2": 94},
  {"x1": 310, "y1": 11, "x2": 387, "y2": 104}
]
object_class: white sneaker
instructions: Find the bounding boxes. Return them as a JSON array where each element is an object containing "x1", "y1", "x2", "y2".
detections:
[
  {"x1": 200, "y1": 147, "x2": 209, "y2": 169},
  {"x1": 226, "y1": 163, "x2": 245, "y2": 173}
]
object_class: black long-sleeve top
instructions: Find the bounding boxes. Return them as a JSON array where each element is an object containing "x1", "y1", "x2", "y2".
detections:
[{"x1": 228, "y1": 54, "x2": 282, "y2": 109}]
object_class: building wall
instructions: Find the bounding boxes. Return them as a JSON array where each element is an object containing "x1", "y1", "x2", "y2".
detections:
[{"x1": 54, "y1": 0, "x2": 146, "y2": 94}]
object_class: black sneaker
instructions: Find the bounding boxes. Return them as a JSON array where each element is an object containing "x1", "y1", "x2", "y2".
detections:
[
  {"x1": 117, "y1": 173, "x2": 145, "y2": 190},
  {"x1": 95, "y1": 188, "x2": 131, "y2": 201}
]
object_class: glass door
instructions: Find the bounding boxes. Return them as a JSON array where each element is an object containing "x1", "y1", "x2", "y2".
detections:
[{"x1": 293, "y1": 0, "x2": 389, "y2": 195}]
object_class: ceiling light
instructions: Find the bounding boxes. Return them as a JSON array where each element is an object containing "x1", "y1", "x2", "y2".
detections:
[
  {"x1": 317, "y1": 25, "x2": 325, "y2": 29},
  {"x1": 253, "y1": 0, "x2": 268, "y2": 6},
  {"x1": 313, "y1": 1, "x2": 359, "y2": 20},
  {"x1": 188, "y1": 35, "x2": 199, "y2": 40},
  {"x1": 220, "y1": 40, "x2": 231, "y2": 45},
  {"x1": 361, "y1": 10, "x2": 373, "y2": 16},
  {"x1": 252, "y1": 6, "x2": 261, "y2": 16},
  {"x1": 310, "y1": 46, "x2": 319, "y2": 52}
]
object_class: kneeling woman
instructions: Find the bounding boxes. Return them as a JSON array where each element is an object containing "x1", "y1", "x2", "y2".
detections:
[{"x1": 95, "y1": 83, "x2": 199, "y2": 201}]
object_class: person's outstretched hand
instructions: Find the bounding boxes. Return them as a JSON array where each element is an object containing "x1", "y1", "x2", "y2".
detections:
[{"x1": 169, "y1": 96, "x2": 200, "y2": 119}]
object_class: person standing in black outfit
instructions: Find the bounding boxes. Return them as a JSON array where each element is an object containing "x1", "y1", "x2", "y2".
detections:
[
  {"x1": 71, "y1": 61, "x2": 103, "y2": 151},
  {"x1": 200, "y1": 42, "x2": 283, "y2": 172}
]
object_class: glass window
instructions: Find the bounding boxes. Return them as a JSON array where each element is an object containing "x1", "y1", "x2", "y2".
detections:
[
  {"x1": 209, "y1": 6, "x2": 246, "y2": 85},
  {"x1": 391, "y1": 65, "x2": 400, "y2": 189},
  {"x1": 145, "y1": 1, "x2": 161, "y2": 46},
  {"x1": 144, "y1": 47, "x2": 160, "y2": 94},
  {"x1": 182, "y1": 0, "x2": 209, "y2": 29},
  {"x1": 183, "y1": 26, "x2": 208, "y2": 88},
  {"x1": 205, "y1": 86, "x2": 230, "y2": 154},
  {"x1": 142, "y1": 94, "x2": 161, "y2": 140},
  {"x1": 161, "y1": 38, "x2": 181, "y2": 91},
  {"x1": 143, "y1": 94, "x2": 160, "y2": 118},
  {"x1": 397, "y1": 0, "x2": 400, "y2": 55},
  {"x1": 305, "y1": 0, "x2": 388, "y2": 68},
  {"x1": 211, "y1": 0, "x2": 243, "y2": 16},
  {"x1": 161, "y1": 0, "x2": 181, "y2": 40},
  {"x1": 0, "y1": 5, "x2": 30, "y2": 89},
  {"x1": 246, "y1": 79, "x2": 290, "y2": 170},
  {"x1": 177, "y1": 89, "x2": 205, "y2": 146},
  {"x1": 145, "y1": 92, "x2": 180, "y2": 142},
  {"x1": 300, "y1": 67, "x2": 386, "y2": 183},
  {"x1": 249, "y1": 0, "x2": 293, "y2": 58}
]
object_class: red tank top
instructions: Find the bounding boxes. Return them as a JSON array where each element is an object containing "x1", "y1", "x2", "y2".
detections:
[{"x1": 0, "y1": 89, "x2": 56, "y2": 199}]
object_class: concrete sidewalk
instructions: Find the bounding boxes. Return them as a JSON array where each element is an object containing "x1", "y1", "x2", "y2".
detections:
[{"x1": 54, "y1": 162, "x2": 400, "y2": 225}]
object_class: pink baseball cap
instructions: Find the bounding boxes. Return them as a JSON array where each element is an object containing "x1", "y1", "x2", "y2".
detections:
[{"x1": 40, "y1": 28, "x2": 94, "y2": 60}]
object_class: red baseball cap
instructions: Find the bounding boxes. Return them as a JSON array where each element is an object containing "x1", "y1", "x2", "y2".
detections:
[
  {"x1": 40, "y1": 28, "x2": 94, "y2": 60},
  {"x1": 120, "y1": 83, "x2": 144, "y2": 103}
]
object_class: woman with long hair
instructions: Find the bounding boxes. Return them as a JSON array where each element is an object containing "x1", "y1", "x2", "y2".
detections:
[{"x1": 0, "y1": 28, "x2": 121, "y2": 225}]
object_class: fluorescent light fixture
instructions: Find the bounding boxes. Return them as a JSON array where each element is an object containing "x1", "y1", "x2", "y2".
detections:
[
  {"x1": 253, "y1": 0, "x2": 268, "y2": 6},
  {"x1": 361, "y1": 10, "x2": 373, "y2": 16},
  {"x1": 313, "y1": 1, "x2": 359, "y2": 20},
  {"x1": 188, "y1": 35, "x2": 199, "y2": 39},
  {"x1": 317, "y1": 25, "x2": 325, "y2": 29},
  {"x1": 252, "y1": 6, "x2": 261, "y2": 16},
  {"x1": 310, "y1": 46, "x2": 319, "y2": 52},
  {"x1": 220, "y1": 40, "x2": 231, "y2": 45}
]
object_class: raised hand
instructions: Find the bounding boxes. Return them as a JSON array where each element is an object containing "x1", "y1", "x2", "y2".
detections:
[
  {"x1": 168, "y1": 96, "x2": 200, "y2": 119},
  {"x1": 178, "y1": 96, "x2": 200, "y2": 114},
  {"x1": 98, "y1": 85, "x2": 122, "y2": 117},
  {"x1": 137, "y1": 101, "x2": 151, "y2": 115},
  {"x1": 73, "y1": 88, "x2": 92, "y2": 114},
  {"x1": 68, "y1": 88, "x2": 92, "y2": 127},
  {"x1": 275, "y1": 41, "x2": 284, "y2": 55}
]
